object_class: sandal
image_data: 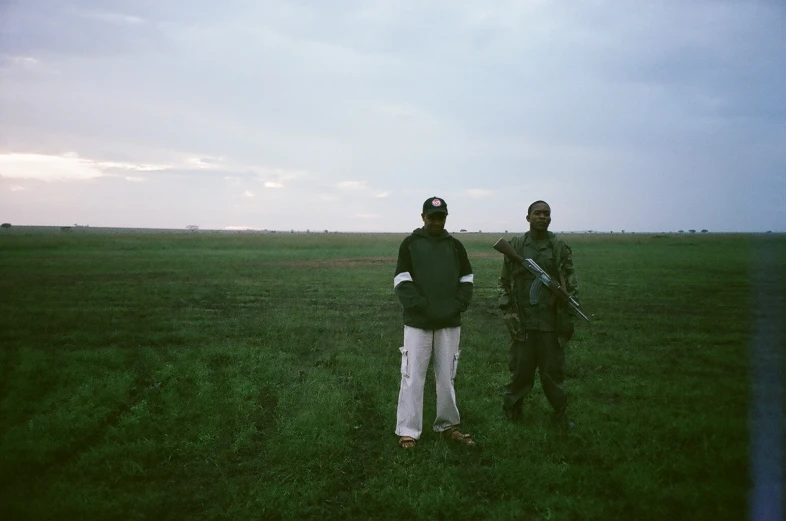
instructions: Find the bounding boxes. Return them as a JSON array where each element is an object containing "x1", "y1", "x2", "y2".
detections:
[
  {"x1": 441, "y1": 426, "x2": 476, "y2": 446},
  {"x1": 398, "y1": 436, "x2": 416, "y2": 449}
]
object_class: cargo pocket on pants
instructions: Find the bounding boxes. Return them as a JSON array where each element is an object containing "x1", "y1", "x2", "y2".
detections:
[
  {"x1": 451, "y1": 351, "x2": 461, "y2": 380},
  {"x1": 399, "y1": 347, "x2": 409, "y2": 378}
]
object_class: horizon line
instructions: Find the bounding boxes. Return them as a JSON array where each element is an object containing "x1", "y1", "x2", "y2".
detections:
[{"x1": 1, "y1": 224, "x2": 784, "y2": 235}]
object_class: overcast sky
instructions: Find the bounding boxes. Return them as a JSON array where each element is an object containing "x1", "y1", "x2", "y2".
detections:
[{"x1": 1, "y1": 0, "x2": 784, "y2": 232}]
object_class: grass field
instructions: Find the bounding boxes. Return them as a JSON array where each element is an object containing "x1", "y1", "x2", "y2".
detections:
[{"x1": 0, "y1": 228, "x2": 783, "y2": 520}]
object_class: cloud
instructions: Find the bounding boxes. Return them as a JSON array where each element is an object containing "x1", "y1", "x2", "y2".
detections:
[
  {"x1": 1, "y1": 55, "x2": 39, "y2": 68},
  {"x1": 335, "y1": 181, "x2": 393, "y2": 201},
  {"x1": 0, "y1": 1, "x2": 175, "y2": 58},
  {"x1": 189, "y1": 157, "x2": 224, "y2": 169},
  {"x1": 0, "y1": 153, "x2": 176, "y2": 181},
  {"x1": 0, "y1": 54, "x2": 62, "y2": 75},
  {"x1": 375, "y1": 103, "x2": 426, "y2": 120},
  {"x1": 97, "y1": 160, "x2": 170, "y2": 171},
  {"x1": 244, "y1": 190, "x2": 255, "y2": 197},
  {"x1": 0, "y1": 152, "x2": 309, "y2": 193},
  {"x1": 78, "y1": 11, "x2": 146, "y2": 25},
  {"x1": 0, "y1": 1, "x2": 783, "y2": 232},
  {"x1": 0, "y1": 153, "x2": 103, "y2": 180},
  {"x1": 336, "y1": 181, "x2": 366, "y2": 190},
  {"x1": 253, "y1": 167, "x2": 305, "y2": 190}
]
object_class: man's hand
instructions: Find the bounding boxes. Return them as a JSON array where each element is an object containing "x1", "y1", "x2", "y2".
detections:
[{"x1": 503, "y1": 310, "x2": 522, "y2": 337}]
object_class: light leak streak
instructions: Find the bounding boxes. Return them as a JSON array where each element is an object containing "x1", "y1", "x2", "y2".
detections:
[{"x1": 749, "y1": 237, "x2": 784, "y2": 521}]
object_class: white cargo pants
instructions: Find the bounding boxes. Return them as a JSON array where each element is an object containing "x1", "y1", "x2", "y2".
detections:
[{"x1": 395, "y1": 325, "x2": 462, "y2": 439}]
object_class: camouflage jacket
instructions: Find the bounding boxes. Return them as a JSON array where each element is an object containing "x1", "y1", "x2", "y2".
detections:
[{"x1": 498, "y1": 232, "x2": 578, "y2": 334}]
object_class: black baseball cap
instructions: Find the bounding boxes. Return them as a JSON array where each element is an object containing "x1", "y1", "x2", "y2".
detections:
[{"x1": 422, "y1": 196, "x2": 448, "y2": 215}]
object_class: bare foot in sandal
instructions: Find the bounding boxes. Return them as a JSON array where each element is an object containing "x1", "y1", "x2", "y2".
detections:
[
  {"x1": 442, "y1": 426, "x2": 476, "y2": 446},
  {"x1": 398, "y1": 436, "x2": 416, "y2": 449}
]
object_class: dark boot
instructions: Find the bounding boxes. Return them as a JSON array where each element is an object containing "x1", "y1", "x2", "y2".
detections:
[
  {"x1": 552, "y1": 406, "x2": 575, "y2": 429},
  {"x1": 502, "y1": 403, "x2": 522, "y2": 422}
]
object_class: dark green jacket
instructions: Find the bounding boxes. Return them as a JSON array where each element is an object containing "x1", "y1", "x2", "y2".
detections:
[{"x1": 394, "y1": 227, "x2": 474, "y2": 330}]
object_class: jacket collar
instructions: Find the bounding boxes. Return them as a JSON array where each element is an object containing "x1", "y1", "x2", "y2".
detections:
[
  {"x1": 523, "y1": 231, "x2": 553, "y2": 247},
  {"x1": 414, "y1": 227, "x2": 450, "y2": 240}
]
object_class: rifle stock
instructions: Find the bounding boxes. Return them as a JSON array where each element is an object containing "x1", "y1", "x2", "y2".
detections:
[
  {"x1": 493, "y1": 237, "x2": 524, "y2": 263},
  {"x1": 493, "y1": 237, "x2": 590, "y2": 323}
]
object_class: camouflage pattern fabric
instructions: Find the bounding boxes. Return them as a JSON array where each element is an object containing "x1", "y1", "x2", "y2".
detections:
[
  {"x1": 497, "y1": 232, "x2": 579, "y2": 337},
  {"x1": 499, "y1": 231, "x2": 580, "y2": 417}
]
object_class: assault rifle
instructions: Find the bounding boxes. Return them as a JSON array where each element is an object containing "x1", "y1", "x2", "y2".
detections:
[{"x1": 493, "y1": 237, "x2": 590, "y2": 322}]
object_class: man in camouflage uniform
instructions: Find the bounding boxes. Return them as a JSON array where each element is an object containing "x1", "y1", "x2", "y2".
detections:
[{"x1": 498, "y1": 200, "x2": 579, "y2": 427}]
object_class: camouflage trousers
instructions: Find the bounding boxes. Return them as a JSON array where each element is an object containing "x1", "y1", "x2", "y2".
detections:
[{"x1": 503, "y1": 330, "x2": 567, "y2": 416}]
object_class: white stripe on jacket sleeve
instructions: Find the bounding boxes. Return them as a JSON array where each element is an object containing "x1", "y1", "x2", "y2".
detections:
[
  {"x1": 460, "y1": 274, "x2": 474, "y2": 284},
  {"x1": 394, "y1": 272, "x2": 413, "y2": 288}
]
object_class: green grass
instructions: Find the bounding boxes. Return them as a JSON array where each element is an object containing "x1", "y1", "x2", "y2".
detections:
[{"x1": 0, "y1": 229, "x2": 782, "y2": 520}]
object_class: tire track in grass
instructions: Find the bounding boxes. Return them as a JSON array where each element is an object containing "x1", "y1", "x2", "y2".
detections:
[
  {"x1": 316, "y1": 368, "x2": 388, "y2": 514},
  {"x1": 0, "y1": 381, "x2": 148, "y2": 501},
  {"x1": 0, "y1": 345, "x2": 19, "y2": 410},
  {"x1": 29, "y1": 347, "x2": 173, "y2": 483},
  {"x1": 67, "y1": 359, "x2": 283, "y2": 520}
]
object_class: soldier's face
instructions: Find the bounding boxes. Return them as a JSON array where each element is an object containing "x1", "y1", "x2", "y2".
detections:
[
  {"x1": 527, "y1": 203, "x2": 551, "y2": 231},
  {"x1": 422, "y1": 212, "x2": 447, "y2": 236}
]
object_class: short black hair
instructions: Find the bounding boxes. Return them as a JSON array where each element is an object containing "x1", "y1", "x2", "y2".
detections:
[{"x1": 527, "y1": 200, "x2": 549, "y2": 216}]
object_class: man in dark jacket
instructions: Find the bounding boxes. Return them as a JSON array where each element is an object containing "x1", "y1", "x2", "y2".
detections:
[{"x1": 393, "y1": 196, "x2": 475, "y2": 449}]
